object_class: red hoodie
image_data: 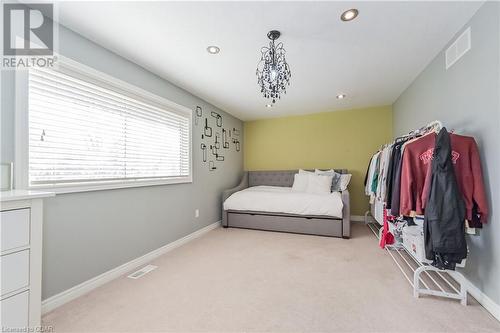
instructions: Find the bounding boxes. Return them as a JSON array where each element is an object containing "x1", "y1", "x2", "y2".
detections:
[{"x1": 399, "y1": 132, "x2": 488, "y2": 226}]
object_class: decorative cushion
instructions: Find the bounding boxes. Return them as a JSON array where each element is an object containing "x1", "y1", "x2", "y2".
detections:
[
  {"x1": 338, "y1": 173, "x2": 352, "y2": 191},
  {"x1": 315, "y1": 169, "x2": 342, "y2": 192}
]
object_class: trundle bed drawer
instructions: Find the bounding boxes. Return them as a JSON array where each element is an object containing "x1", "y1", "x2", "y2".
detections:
[{"x1": 227, "y1": 212, "x2": 342, "y2": 237}]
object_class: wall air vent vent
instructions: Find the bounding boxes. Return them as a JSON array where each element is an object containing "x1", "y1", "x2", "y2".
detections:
[
  {"x1": 446, "y1": 27, "x2": 471, "y2": 70},
  {"x1": 127, "y1": 265, "x2": 158, "y2": 279}
]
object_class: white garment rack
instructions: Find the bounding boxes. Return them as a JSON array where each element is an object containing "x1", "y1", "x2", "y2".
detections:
[
  {"x1": 366, "y1": 119, "x2": 468, "y2": 304},
  {"x1": 364, "y1": 212, "x2": 468, "y2": 305}
]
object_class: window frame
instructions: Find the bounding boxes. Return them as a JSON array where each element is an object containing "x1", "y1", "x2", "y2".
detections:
[{"x1": 15, "y1": 56, "x2": 193, "y2": 194}]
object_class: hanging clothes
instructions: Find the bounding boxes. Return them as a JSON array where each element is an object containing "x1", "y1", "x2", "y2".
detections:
[
  {"x1": 365, "y1": 120, "x2": 488, "y2": 263},
  {"x1": 399, "y1": 133, "x2": 436, "y2": 217},
  {"x1": 371, "y1": 152, "x2": 381, "y2": 194},
  {"x1": 399, "y1": 132, "x2": 489, "y2": 225},
  {"x1": 389, "y1": 141, "x2": 407, "y2": 216},
  {"x1": 385, "y1": 143, "x2": 398, "y2": 209},
  {"x1": 424, "y1": 128, "x2": 467, "y2": 269},
  {"x1": 422, "y1": 133, "x2": 488, "y2": 227},
  {"x1": 379, "y1": 207, "x2": 394, "y2": 248},
  {"x1": 377, "y1": 145, "x2": 393, "y2": 203},
  {"x1": 365, "y1": 151, "x2": 381, "y2": 204},
  {"x1": 365, "y1": 153, "x2": 378, "y2": 196},
  {"x1": 387, "y1": 138, "x2": 409, "y2": 212},
  {"x1": 364, "y1": 156, "x2": 373, "y2": 189}
]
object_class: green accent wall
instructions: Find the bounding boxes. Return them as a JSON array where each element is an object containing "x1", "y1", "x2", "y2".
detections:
[{"x1": 244, "y1": 106, "x2": 393, "y2": 216}]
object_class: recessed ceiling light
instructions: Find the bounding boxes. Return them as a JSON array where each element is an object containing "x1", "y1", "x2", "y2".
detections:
[
  {"x1": 341, "y1": 9, "x2": 359, "y2": 22},
  {"x1": 266, "y1": 104, "x2": 273, "y2": 108},
  {"x1": 336, "y1": 94, "x2": 346, "y2": 99},
  {"x1": 207, "y1": 46, "x2": 220, "y2": 54}
]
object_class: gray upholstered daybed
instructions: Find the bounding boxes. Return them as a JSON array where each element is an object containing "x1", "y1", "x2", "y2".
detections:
[{"x1": 222, "y1": 170, "x2": 351, "y2": 238}]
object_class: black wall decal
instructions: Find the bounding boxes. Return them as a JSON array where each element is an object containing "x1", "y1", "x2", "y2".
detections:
[
  {"x1": 214, "y1": 132, "x2": 221, "y2": 149},
  {"x1": 204, "y1": 118, "x2": 212, "y2": 137},
  {"x1": 195, "y1": 106, "x2": 202, "y2": 125},
  {"x1": 233, "y1": 138, "x2": 240, "y2": 152},
  {"x1": 200, "y1": 112, "x2": 240, "y2": 171},
  {"x1": 223, "y1": 129, "x2": 229, "y2": 148},
  {"x1": 210, "y1": 144, "x2": 224, "y2": 161},
  {"x1": 200, "y1": 143, "x2": 207, "y2": 162},
  {"x1": 211, "y1": 111, "x2": 223, "y2": 127}
]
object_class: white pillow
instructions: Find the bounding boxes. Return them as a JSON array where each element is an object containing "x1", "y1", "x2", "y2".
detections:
[
  {"x1": 338, "y1": 173, "x2": 352, "y2": 191},
  {"x1": 315, "y1": 168, "x2": 335, "y2": 176},
  {"x1": 292, "y1": 173, "x2": 309, "y2": 192},
  {"x1": 299, "y1": 169, "x2": 314, "y2": 175},
  {"x1": 306, "y1": 174, "x2": 333, "y2": 195}
]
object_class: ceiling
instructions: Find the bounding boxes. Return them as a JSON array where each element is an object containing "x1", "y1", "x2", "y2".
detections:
[{"x1": 57, "y1": 1, "x2": 482, "y2": 121}]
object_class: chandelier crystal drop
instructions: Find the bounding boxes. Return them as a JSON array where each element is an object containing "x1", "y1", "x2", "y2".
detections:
[{"x1": 256, "y1": 30, "x2": 291, "y2": 104}]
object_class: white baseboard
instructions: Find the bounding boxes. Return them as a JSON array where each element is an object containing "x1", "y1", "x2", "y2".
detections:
[
  {"x1": 351, "y1": 215, "x2": 365, "y2": 223},
  {"x1": 451, "y1": 272, "x2": 500, "y2": 322},
  {"x1": 42, "y1": 221, "x2": 221, "y2": 315}
]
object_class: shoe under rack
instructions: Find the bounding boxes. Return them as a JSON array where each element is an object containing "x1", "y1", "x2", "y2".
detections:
[{"x1": 364, "y1": 211, "x2": 468, "y2": 306}]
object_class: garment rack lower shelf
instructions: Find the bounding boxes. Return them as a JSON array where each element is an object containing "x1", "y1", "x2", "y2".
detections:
[{"x1": 365, "y1": 213, "x2": 467, "y2": 306}]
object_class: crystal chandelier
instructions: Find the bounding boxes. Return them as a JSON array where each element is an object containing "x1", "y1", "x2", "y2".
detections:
[{"x1": 256, "y1": 30, "x2": 291, "y2": 104}]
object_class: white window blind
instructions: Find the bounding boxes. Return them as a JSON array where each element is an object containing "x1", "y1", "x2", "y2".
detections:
[{"x1": 28, "y1": 68, "x2": 191, "y2": 187}]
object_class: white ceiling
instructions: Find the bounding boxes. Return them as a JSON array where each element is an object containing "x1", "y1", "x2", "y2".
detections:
[{"x1": 57, "y1": 1, "x2": 482, "y2": 121}]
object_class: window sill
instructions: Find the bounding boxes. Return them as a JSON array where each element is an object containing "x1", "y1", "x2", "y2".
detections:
[{"x1": 26, "y1": 177, "x2": 193, "y2": 194}]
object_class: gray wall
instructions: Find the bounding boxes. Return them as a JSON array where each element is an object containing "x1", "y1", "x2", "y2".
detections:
[
  {"x1": 393, "y1": 2, "x2": 500, "y2": 305},
  {"x1": 0, "y1": 25, "x2": 243, "y2": 299}
]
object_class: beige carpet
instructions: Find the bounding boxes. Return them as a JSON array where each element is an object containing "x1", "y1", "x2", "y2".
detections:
[{"x1": 43, "y1": 224, "x2": 500, "y2": 332}]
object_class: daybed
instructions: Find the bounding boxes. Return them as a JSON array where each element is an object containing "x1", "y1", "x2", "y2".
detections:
[{"x1": 222, "y1": 170, "x2": 351, "y2": 238}]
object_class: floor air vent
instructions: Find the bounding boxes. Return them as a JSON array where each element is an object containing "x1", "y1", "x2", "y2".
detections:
[
  {"x1": 446, "y1": 27, "x2": 471, "y2": 70},
  {"x1": 127, "y1": 265, "x2": 158, "y2": 279}
]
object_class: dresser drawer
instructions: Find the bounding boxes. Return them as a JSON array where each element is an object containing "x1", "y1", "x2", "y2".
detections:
[
  {"x1": 1, "y1": 209, "x2": 30, "y2": 252},
  {"x1": 1, "y1": 291, "x2": 29, "y2": 329},
  {"x1": 1, "y1": 250, "x2": 30, "y2": 296}
]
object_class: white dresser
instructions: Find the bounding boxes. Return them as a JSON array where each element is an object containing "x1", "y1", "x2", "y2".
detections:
[{"x1": 1, "y1": 190, "x2": 54, "y2": 329}]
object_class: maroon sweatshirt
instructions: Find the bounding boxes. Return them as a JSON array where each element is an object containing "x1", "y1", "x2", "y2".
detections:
[{"x1": 399, "y1": 132, "x2": 488, "y2": 225}]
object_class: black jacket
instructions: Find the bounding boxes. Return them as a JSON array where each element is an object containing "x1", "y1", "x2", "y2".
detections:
[{"x1": 424, "y1": 128, "x2": 467, "y2": 263}]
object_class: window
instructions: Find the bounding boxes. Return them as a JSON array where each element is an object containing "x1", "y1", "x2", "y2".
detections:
[{"x1": 18, "y1": 61, "x2": 192, "y2": 192}]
